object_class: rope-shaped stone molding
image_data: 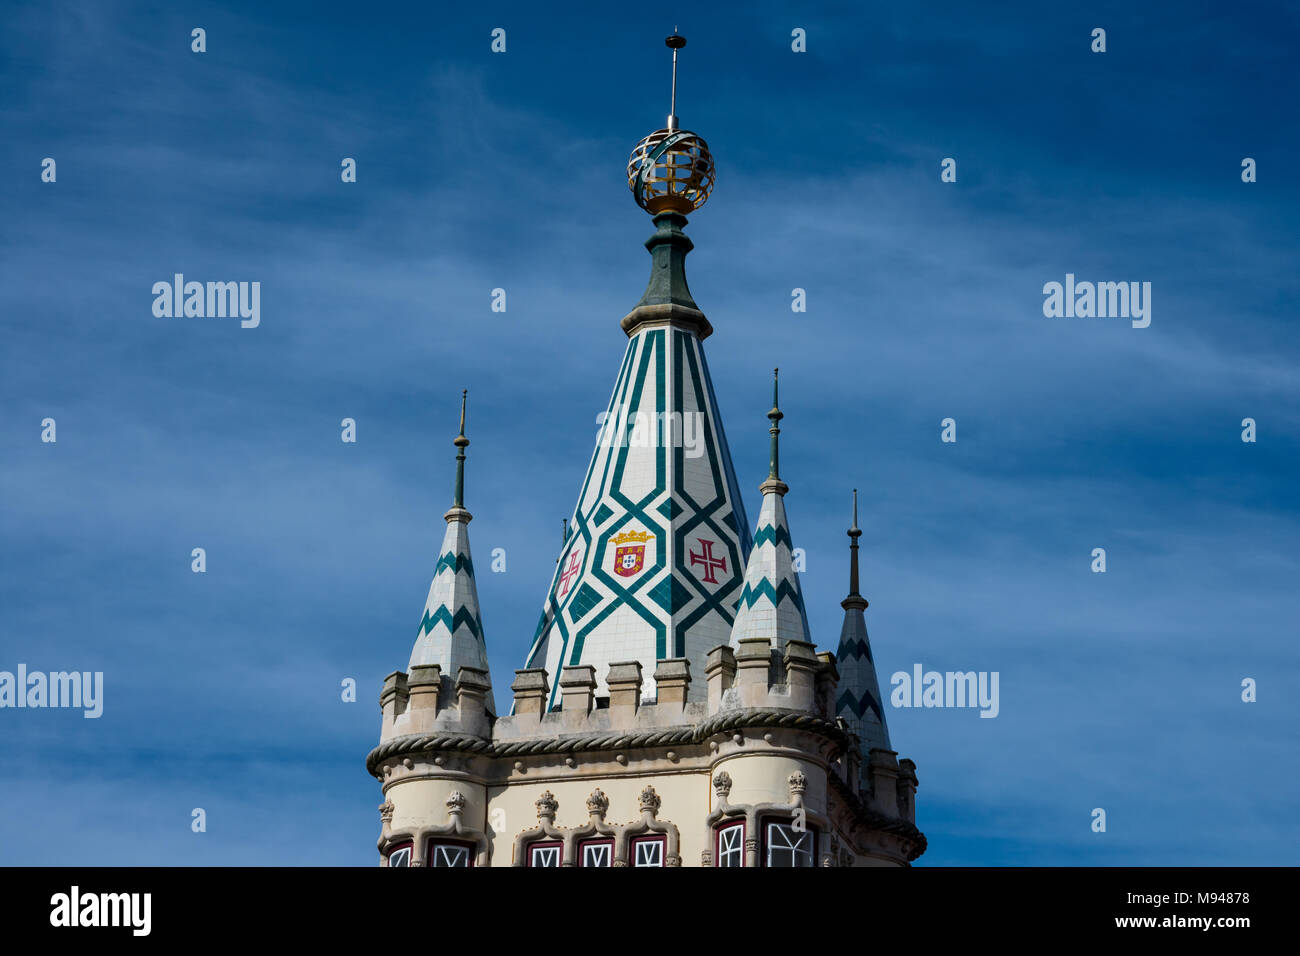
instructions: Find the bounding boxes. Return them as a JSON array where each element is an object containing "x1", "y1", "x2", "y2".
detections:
[{"x1": 365, "y1": 709, "x2": 849, "y2": 778}]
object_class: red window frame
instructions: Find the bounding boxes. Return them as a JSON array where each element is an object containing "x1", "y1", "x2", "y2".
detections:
[
  {"x1": 386, "y1": 840, "x2": 413, "y2": 868},
  {"x1": 577, "y1": 838, "x2": 615, "y2": 867},
  {"x1": 526, "y1": 840, "x2": 564, "y2": 868},
  {"x1": 629, "y1": 833, "x2": 667, "y2": 867},
  {"x1": 714, "y1": 820, "x2": 745, "y2": 867},
  {"x1": 426, "y1": 837, "x2": 476, "y2": 868}
]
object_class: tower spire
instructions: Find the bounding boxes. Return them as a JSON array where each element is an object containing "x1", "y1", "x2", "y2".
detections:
[
  {"x1": 451, "y1": 389, "x2": 469, "y2": 513},
  {"x1": 409, "y1": 390, "x2": 494, "y2": 715},
  {"x1": 624, "y1": 32, "x2": 716, "y2": 340},
  {"x1": 666, "y1": 30, "x2": 685, "y2": 131},
  {"x1": 842, "y1": 488, "x2": 867, "y2": 610},
  {"x1": 730, "y1": 369, "x2": 810, "y2": 652},
  {"x1": 759, "y1": 368, "x2": 788, "y2": 496},
  {"x1": 835, "y1": 487, "x2": 890, "y2": 761}
]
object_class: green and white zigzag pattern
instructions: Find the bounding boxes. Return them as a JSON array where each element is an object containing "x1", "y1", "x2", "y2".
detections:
[
  {"x1": 409, "y1": 518, "x2": 495, "y2": 715},
  {"x1": 523, "y1": 327, "x2": 752, "y2": 709},
  {"x1": 729, "y1": 492, "x2": 812, "y2": 649},
  {"x1": 835, "y1": 608, "x2": 890, "y2": 757}
]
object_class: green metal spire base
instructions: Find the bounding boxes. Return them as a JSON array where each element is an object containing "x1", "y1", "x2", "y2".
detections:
[{"x1": 621, "y1": 211, "x2": 713, "y2": 340}]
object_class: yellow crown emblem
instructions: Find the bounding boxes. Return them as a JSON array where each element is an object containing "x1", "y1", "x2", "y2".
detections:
[{"x1": 612, "y1": 528, "x2": 652, "y2": 545}]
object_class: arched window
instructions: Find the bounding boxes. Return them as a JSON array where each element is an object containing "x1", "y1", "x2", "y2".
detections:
[
  {"x1": 763, "y1": 819, "x2": 816, "y2": 868},
  {"x1": 427, "y1": 839, "x2": 474, "y2": 868},
  {"x1": 386, "y1": 841, "x2": 413, "y2": 868},
  {"x1": 714, "y1": 821, "x2": 744, "y2": 867},
  {"x1": 630, "y1": 834, "x2": 666, "y2": 867},
  {"x1": 527, "y1": 841, "x2": 563, "y2": 868},
  {"x1": 579, "y1": 839, "x2": 614, "y2": 867}
]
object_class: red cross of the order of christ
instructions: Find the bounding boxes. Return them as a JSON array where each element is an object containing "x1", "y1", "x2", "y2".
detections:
[
  {"x1": 689, "y1": 538, "x2": 728, "y2": 585},
  {"x1": 558, "y1": 549, "x2": 583, "y2": 597}
]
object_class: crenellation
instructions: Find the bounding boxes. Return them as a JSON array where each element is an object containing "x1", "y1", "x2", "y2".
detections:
[
  {"x1": 379, "y1": 670, "x2": 409, "y2": 740},
  {"x1": 405, "y1": 664, "x2": 441, "y2": 732},
  {"x1": 509, "y1": 668, "x2": 549, "y2": 726},
  {"x1": 606, "y1": 661, "x2": 643, "y2": 721},
  {"x1": 704, "y1": 644, "x2": 736, "y2": 712},
  {"x1": 651, "y1": 658, "x2": 691, "y2": 710},
  {"x1": 558, "y1": 665, "x2": 597, "y2": 728},
  {"x1": 733, "y1": 637, "x2": 772, "y2": 707}
]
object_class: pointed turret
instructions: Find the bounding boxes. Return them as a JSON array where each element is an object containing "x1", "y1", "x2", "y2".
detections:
[
  {"x1": 728, "y1": 369, "x2": 812, "y2": 652},
  {"x1": 835, "y1": 489, "x2": 890, "y2": 757},
  {"x1": 408, "y1": 391, "x2": 496, "y2": 715}
]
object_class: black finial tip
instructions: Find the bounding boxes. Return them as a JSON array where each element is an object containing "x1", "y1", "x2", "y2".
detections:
[{"x1": 666, "y1": 33, "x2": 686, "y2": 49}]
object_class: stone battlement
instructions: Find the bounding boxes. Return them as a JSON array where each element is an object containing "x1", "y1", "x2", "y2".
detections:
[{"x1": 380, "y1": 636, "x2": 836, "y2": 744}]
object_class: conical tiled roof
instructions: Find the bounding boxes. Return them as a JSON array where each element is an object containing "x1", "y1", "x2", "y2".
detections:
[
  {"x1": 834, "y1": 490, "x2": 890, "y2": 756},
  {"x1": 729, "y1": 369, "x2": 812, "y2": 651},
  {"x1": 522, "y1": 211, "x2": 752, "y2": 709},
  {"x1": 408, "y1": 392, "x2": 495, "y2": 715}
]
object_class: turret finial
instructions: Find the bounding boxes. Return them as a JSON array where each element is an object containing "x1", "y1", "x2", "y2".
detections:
[
  {"x1": 666, "y1": 31, "x2": 685, "y2": 131},
  {"x1": 759, "y1": 368, "x2": 789, "y2": 496},
  {"x1": 768, "y1": 368, "x2": 782, "y2": 480},
  {"x1": 843, "y1": 488, "x2": 867, "y2": 610},
  {"x1": 627, "y1": 32, "x2": 714, "y2": 217},
  {"x1": 447, "y1": 390, "x2": 472, "y2": 522}
]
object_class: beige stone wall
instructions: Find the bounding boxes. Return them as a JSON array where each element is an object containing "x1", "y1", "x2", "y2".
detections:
[{"x1": 485, "y1": 769, "x2": 707, "y2": 865}]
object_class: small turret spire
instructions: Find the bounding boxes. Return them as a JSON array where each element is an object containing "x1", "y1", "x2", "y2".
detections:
[
  {"x1": 410, "y1": 388, "x2": 494, "y2": 715},
  {"x1": 835, "y1": 486, "x2": 890, "y2": 760}
]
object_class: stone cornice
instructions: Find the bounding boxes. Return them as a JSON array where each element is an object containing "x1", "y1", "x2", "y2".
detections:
[{"x1": 365, "y1": 707, "x2": 850, "y2": 779}]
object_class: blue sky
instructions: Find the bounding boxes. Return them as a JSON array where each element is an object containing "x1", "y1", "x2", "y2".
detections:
[{"x1": 1, "y1": 0, "x2": 1297, "y2": 865}]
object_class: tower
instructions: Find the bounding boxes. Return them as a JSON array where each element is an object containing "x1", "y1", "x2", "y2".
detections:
[{"x1": 368, "y1": 33, "x2": 926, "y2": 868}]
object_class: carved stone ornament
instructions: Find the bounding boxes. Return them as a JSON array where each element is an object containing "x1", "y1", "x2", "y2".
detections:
[
  {"x1": 712, "y1": 771, "x2": 733, "y2": 797},
  {"x1": 378, "y1": 801, "x2": 395, "y2": 823},
  {"x1": 586, "y1": 788, "x2": 610, "y2": 815},
  {"x1": 638, "y1": 785, "x2": 662, "y2": 815},
  {"x1": 446, "y1": 790, "x2": 467, "y2": 814},
  {"x1": 535, "y1": 790, "x2": 559, "y2": 818},
  {"x1": 788, "y1": 770, "x2": 808, "y2": 796}
]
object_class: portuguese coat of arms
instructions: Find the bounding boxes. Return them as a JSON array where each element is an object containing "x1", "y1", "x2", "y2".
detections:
[{"x1": 612, "y1": 528, "x2": 652, "y2": 578}]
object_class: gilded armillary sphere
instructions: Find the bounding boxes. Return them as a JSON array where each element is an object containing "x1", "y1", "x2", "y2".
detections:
[{"x1": 627, "y1": 127, "x2": 715, "y2": 215}]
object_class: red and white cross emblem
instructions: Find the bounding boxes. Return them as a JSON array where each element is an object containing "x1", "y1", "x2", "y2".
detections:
[
  {"x1": 558, "y1": 549, "x2": 583, "y2": 597},
  {"x1": 689, "y1": 538, "x2": 728, "y2": 585}
]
